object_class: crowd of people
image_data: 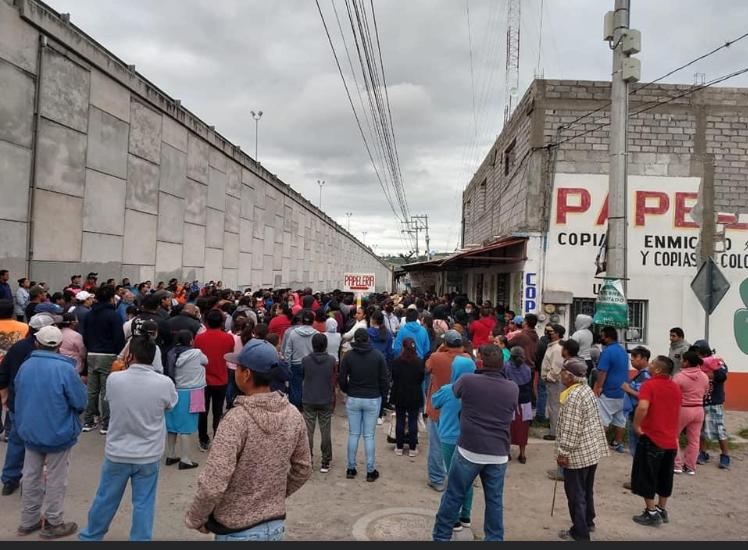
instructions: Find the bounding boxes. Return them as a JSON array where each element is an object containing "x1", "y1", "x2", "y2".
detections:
[{"x1": 0, "y1": 267, "x2": 734, "y2": 541}]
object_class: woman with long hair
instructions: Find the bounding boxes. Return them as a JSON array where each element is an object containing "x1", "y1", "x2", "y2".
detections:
[
  {"x1": 339, "y1": 328, "x2": 388, "y2": 482},
  {"x1": 505, "y1": 346, "x2": 533, "y2": 463},
  {"x1": 390, "y1": 338, "x2": 425, "y2": 457},
  {"x1": 268, "y1": 303, "x2": 293, "y2": 342}
]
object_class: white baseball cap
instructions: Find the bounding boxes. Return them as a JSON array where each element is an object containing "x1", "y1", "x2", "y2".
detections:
[
  {"x1": 35, "y1": 326, "x2": 63, "y2": 347},
  {"x1": 28, "y1": 313, "x2": 60, "y2": 330},
  {"x1": 76, "y1": 291, "x2": 93, "y2": 302}
]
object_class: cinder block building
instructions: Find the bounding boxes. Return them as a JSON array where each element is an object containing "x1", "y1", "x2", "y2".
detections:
[
  {"x1": 404, "y1": 78, "x2": 748, "y2": 409},
  {"x1": 0, "y1": 0, "x2": 392, "y2": 292}
]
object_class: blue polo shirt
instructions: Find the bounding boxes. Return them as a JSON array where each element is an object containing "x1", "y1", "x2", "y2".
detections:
[{"x1": 597, "y1": 342, "x2": 630, "y2": 399}]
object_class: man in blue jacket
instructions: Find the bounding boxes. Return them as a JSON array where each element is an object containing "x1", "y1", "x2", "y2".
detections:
[
  {"x1": 393, "y1": 308, "x2": 430, "y2": 359},
  {"x1": 81, "y1": 285, "x2": 126, "y2": 434},
  {"x1": 0, "y1": 313, "x2": 59, "y2": 496},
  {"x1": 14, "y1": 325, "x2": 87, "y2": 539}
]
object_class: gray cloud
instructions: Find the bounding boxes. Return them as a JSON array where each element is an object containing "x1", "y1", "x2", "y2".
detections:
[{"x1": 48, "y1": 0, "x2": 748, "y2": 254}]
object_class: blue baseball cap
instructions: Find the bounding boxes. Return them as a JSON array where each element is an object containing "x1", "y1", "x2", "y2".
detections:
[
  {"x1": 512, "y1": 315, "x2": 524, "y2": 325},
  {"x1": 35, "y1": 302, "x2": 63, "y2": 315},
  {"x1": 225, "y1": 339, "x2": 280, "y2": 374}
]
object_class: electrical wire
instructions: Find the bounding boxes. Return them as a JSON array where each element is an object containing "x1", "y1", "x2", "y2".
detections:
[
  {"x1": 555, "y1": 29, "x2": 748, "y2": 133},
  {"x1": 314, "y1": 0, "x2": 404, "y2": 230},
  {"x1": 547, "y1": 65, "x2": 748, "y2": 150}
]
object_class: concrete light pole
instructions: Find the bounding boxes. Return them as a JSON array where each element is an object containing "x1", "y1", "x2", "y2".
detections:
[
  {"x1": 345, "y1": 212, "x2": 353, "y2": 232},
  {"x1": 362, "y1": 231, "x2": 368, "y2": 246},
  {"x1": 250, "y1": 110, "x2": 263, "y2": 161},
  {"x1": 317, "y1": 179, "x2": 325, "y2": 209},
  {"x1": 605, "y1": 0, "x2": 633, "y2": 292}
]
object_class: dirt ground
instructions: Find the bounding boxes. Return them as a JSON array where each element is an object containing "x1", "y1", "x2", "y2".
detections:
[{"x1": 1, "y1": 407, "x2": 747, "y2": 541}]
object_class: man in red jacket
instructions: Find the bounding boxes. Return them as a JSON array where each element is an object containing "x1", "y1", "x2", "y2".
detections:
[{"x1": 194, "y1": 309, "x2": 235, "y2": 452}]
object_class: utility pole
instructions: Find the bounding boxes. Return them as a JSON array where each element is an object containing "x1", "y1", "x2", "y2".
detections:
[
  {"x1": 317, "y1": 179, "x2": 325, "y2": 209},
  {"x1": 250, "y1": 110, "x2": 263, "y2": 161},
  {"x1": 345, "y1": 212, "x2": 353, "y2": 232},
  {"x1": 401, "y1": 220, "x2": 419, "y2": 258},
  {"x1": 603, "y1": 0, "x2": 640, "y2": 294},
  {"x1": 503, "y1": 0, "x2": 521, "y2": 125},
  {"x1": 411, "y1": 214, "x2": 431, "y2": 260},
  {"x1": 361, "y1": 231, "x2": 368, "y2": 246}
]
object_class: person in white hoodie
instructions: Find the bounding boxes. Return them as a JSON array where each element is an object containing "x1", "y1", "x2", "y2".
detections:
[
  {"x1": 570, "y1": 314, "x2": 594, "y2": 377},
  {"x1": 324, "y1": 318, "x2": 342, "y2": 362},
  {"x1": 165, "y1": 330, "x2": 207, "y2": 470}
]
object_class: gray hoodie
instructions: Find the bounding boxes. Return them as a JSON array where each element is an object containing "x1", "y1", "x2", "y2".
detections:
[
  {"x1": 324, "y1": 318, "x2": 342, "y2": 361},
  {"x1": 570, "y1": 314, "x2": 594, "y2": 361},
  {"x1": 175, "y1": 348, "x2": 208, "y2": 389},
  {"x1": 282, "y1": 325, "x2": 318, "y2": 365},
  {"x1": 668, "y1": 338, "x2": 691, "y2": 375}
]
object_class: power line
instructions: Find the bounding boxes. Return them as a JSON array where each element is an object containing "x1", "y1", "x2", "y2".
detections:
[
  {"x1": 547, "y1": 65, "x2": 748, "y2": 150},
  {"x1": 314, "y1": 0, "x2": 403, "y2": 228},
  {"x1": 555, "y1": 29, "x2": 748, "y2": 134}
]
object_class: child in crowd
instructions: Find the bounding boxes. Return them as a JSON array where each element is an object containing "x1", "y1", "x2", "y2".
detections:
[
  {"x1": 673, "y1": 351, "x2": 709, "y2": 475},
  {"x1": 165, "y1": 330, "x2": 207, "y2": 470},
  {"x1": 692, "y1": 340, "x2": 730, "y2": 470}
]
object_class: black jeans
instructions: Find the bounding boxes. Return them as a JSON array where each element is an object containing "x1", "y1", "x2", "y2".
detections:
[
  {"x1": 563, "y1": 464, "x2": 597, "y2": 541},
  {"x1": 395, "y1": 406, "x2": 419, "y2": 450},
  {"x1": 199, "y1": 385, "x2": 227, "y2": 444}
]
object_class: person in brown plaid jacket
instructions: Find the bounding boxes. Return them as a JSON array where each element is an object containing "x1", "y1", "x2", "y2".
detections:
[{"x1": 555, "y1": 355, "x2": 609, "y2": 541}]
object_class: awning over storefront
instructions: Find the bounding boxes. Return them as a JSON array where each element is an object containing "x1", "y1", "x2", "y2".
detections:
[{"x1": 401, "y1": 236, "x2": 528, "y2": 272}]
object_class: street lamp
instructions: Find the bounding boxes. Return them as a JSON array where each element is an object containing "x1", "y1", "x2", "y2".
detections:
[
  {"x1": 250, "y1": 110, "x2": 263, "y2": 161},
  {"x1": 345, "y1": 212, "x2": 353, "y2": 232},
  {"x1": 362, "y1": 231, "x2": 368, "y2": 245},
  {"x1": 317, "y1": 179, "x2": 325, "y2": 209}
]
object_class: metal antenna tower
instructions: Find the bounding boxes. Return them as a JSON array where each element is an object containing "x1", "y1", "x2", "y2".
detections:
[{"x1": 503, "y1": 0, "x2": 521, "y2": 125}]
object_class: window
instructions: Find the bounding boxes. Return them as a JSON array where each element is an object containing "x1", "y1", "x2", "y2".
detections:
[
  {"x1": 571, "y1": 298, "x2": 649, "y2": 344},
  {"x1": 503, "y1": 139, "x2": 516, "y2": 176}
]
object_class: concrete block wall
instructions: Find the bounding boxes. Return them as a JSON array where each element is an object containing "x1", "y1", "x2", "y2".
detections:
[
  {"x1": 0, "y1": 0, "x2": 391, "y2": 292},
  {"x1": 462, "y1": 78, "x2": 748, "y2": 246}
]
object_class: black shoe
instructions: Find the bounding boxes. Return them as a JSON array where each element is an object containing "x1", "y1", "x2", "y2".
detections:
[
  {"x1": 346, "y1": 468, "x2": 357, "y2": 479},
  {"x1": 17, "y1": 519, "x2": 44, "y2": 536},
  {"x1": 2, "y1": 480, "x2": 20, "y2": 496},
  {"x1": 165, "y1": 457, "x2": 180, "y2": 466},
  {"x1": 543, "y1": 434, "x2": 556, "y2": 441},
  {"x1": 632, "y1": 509, "x2": 662, "y2": 527},
  {"x1": 366, "y1": 469, "x2": 380, "y2": 482},
  {"x1": 453, "y1": 521, "x2": 463, "y2": 532},
  {"x1": 588, "y1": 524, "x2": 596, "y2": 532},
  {"x1": 178, "y1": 461, "x2": 199, "y2": 470},
  {"x1": 459, "y1": 518, "x2": 471, "y2": 528},
  {"x1": 655, "y1": 506, "x2": 669, "y2": 524},
  {"x1": 199, "y1": 440, "x2": 210, "y2": 452}
]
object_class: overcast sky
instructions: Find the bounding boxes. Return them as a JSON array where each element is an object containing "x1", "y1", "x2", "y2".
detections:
[{"x1": 47, "y1": 0, "x2": 748, "y2": 255}]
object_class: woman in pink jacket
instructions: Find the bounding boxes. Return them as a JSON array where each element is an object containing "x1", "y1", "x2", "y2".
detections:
[
  {"x1": 60, "y1": 313, "x2": 87, "y2": 381},
  {"x1": 673, "y1": 350, "x2": 709, "y2": 475}
]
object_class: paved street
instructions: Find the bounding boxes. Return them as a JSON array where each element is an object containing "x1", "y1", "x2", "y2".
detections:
[{"x1": 1, "y1": 407, "x2": 747, "y2": 541}]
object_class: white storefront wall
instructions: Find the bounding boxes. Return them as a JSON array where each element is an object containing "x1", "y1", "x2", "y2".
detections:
[{"x1": 532, "y1": 173, "x2": 748, "y2": 375}]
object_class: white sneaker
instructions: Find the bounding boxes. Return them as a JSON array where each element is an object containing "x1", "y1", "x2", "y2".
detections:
[
  {"x1": 408, "y1": 449, "x2": 418, "y2": 458},
  {"x1": 394, "y1": 448, "x2": 403, "y2": 456},
  {"x1": 377, "y1": 417, "x2": 383, "y2": 426}
]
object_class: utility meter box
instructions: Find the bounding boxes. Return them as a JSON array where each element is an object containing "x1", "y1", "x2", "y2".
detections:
[
  {"x1": 622, "y1": 29, "x2": 641, "y2": 55},
  {"x1": 622, "y1": 57, "x2": 641, "y2": 83}
]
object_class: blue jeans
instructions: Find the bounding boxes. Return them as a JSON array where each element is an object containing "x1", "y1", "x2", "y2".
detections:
[
  {"x1": 79, "y1": 459, "x2": 160, "y2": 541},
  {"x1": 346, "y1": 396, "x2": 381, "y2": 473},
  {"x1": 215, "y1": 519, "x2": 285, "y2": 541},
  {"x1": 627, "y1": 413, "x2": 638, "y2": 457},
  {"x1": 1, "y1": 412, "x2": 24, "y2": 484},
  {"x1": 535, "y1": 377, "x2": 548, "y2": 420},
  {"x1": 433, "y1": 450, "x2": 507, "y2": 541},
  {"x1": 427, "y1": 418, "x2": 446, "y2": 486},
  {"x1": 289, "y1": 363, "x2": 303, "y2": 409}
]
